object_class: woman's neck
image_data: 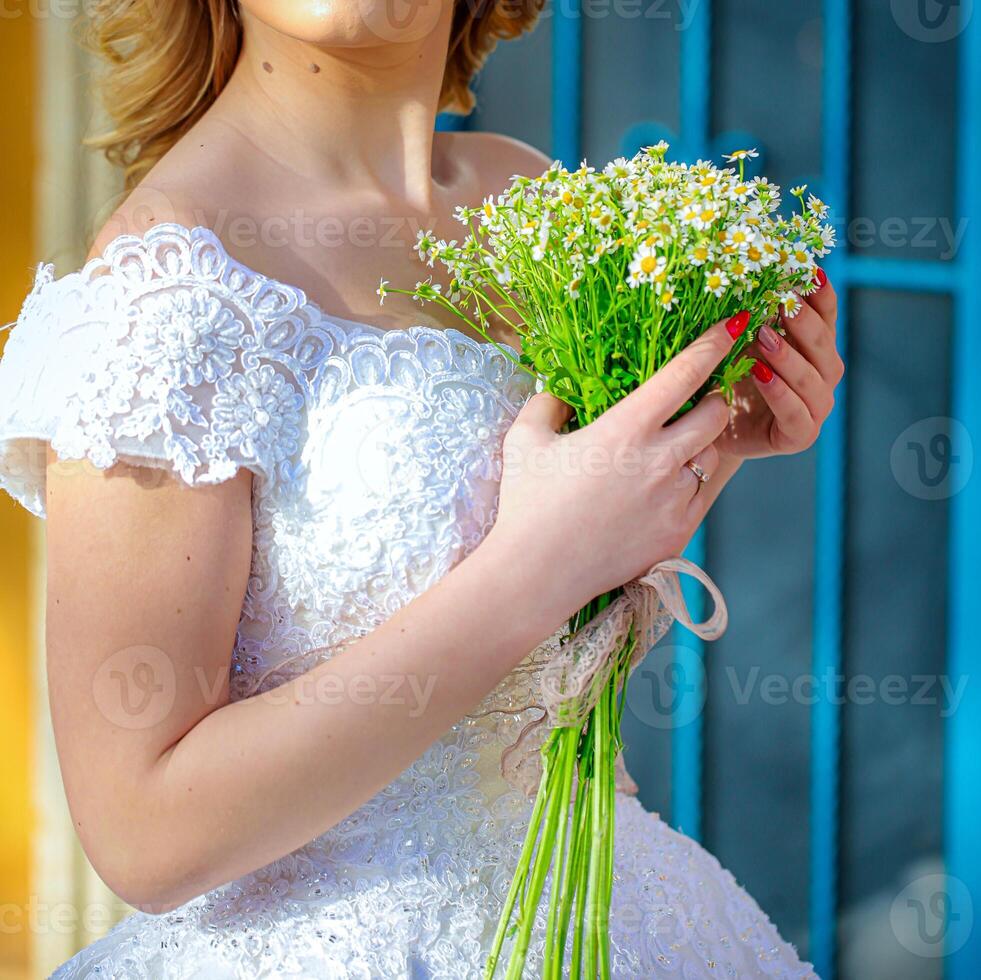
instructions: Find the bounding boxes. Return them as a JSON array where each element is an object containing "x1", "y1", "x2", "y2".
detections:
[{"x1": 212, "y1": 8, "x2": 456, "y2": 210}]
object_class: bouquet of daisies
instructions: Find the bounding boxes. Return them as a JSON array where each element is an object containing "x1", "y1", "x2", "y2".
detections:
[{"x1": 380, "y1": 142, "x2": 835, "y2": 978}]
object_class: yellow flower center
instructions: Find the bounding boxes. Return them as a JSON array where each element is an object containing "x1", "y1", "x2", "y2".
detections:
[{"x1": 640, "y1": 256, "x2": 658, "y2": 274}]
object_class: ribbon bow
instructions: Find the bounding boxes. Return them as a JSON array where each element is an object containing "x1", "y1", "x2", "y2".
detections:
[{"x1": 499, "y1": 557, "x2": 728, "y2": 797}]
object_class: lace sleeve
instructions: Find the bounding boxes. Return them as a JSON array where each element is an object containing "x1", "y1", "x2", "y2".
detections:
[{"x1": 0, "y1": 235, "x2": 308, "y2": 518}]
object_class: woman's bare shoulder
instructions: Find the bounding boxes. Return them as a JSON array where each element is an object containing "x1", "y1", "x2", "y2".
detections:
[
  {"x1": 86, "y1": 121, "x2": 254, "y2": 263},
  {"x1": 442, "y1": 130, "x2": 554, "y2": 195}
]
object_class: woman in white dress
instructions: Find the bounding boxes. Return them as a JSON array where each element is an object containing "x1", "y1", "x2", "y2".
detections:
[{"x1": 0, "y1": 1, "x2": 843, "y2": 976}]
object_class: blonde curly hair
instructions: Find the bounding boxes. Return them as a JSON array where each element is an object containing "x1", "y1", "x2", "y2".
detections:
[{"x1": 85, "y1": 0, "x2": 545, "y2": 189}]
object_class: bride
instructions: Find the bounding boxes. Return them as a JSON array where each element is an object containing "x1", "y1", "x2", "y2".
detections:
[{"x1": 0, "y1": 1, "x2": 842, "y2": 976}]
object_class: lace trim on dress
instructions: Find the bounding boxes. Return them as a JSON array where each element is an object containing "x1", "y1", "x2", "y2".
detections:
[{"x1": 0, "y1": 222, "x2": 526, "y2": 517}]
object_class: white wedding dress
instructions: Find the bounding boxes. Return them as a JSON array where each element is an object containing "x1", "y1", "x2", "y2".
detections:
[{"x1": 0, "y1": 224, "x2": 815, "y2": 979}]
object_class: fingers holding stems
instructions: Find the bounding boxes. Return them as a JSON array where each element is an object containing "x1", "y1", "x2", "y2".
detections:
[
  {"x1": 603, "y1": 309, "x2": 750, "y2": 431},
  {"x1": 748, "y1": 268, "x2": 843, "y2": 452}
]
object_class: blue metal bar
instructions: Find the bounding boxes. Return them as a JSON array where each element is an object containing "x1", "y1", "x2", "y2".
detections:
[
  {"x1": 551, "y1": 0, "x2": 582, "y2": 167},
  {"x1": 944, "y1": 4, "x2": 981, "y2": 977},
  {"x1": 809, "y1": 1, "x2": 851, "y2": 976},
  {"x1": 837, "y1": 255, "x2": 961, "y2": 293},
  {"x1": 670, "y1": 0, "x2": 712, "y2": 841},
  {"x1": 435, "y1": 112, "x2": 469, "y2": 132},
  {"x1": 672, "y1": 528, "x2": 706, "y2": 840},
  {"x1": 678, "y1": 0, "x2": 711, "y2": 156}
]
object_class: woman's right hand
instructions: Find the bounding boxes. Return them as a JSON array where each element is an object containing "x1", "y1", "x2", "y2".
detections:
[{"x1": 489, "y1": 313, "x2": 749, "y2": 609}]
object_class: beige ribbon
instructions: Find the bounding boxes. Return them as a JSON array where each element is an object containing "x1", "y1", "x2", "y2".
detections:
[{"x1": 499, "y1": 557, "x2": 728, "y2": 797}]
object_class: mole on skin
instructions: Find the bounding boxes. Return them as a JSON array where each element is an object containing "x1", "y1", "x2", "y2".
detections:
[{"x1": 262, "y1": 61, "x2": 274, "y2": 73}]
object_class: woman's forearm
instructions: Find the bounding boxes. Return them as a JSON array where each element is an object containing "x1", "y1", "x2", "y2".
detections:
[
  {"x1": 129, "y1": 530, "x2": 576, "y2": 911},
  {"x1": 130, "y1": 458, "x2": 743, "y2": 912}
]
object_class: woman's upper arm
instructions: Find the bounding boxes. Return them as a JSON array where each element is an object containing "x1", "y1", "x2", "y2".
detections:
[{"x1": 44, "y1": 447, "x2": 253, "y2": 854}]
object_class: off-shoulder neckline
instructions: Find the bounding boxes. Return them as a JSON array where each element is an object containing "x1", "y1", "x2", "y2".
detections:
[{"x1": 43, "y1": 221, "x2": 524, "y2": 364}]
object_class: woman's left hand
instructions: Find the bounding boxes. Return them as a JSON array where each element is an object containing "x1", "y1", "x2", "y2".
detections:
[{"x1": 715, "y1": 270, "x2": 844, "y2": 460}]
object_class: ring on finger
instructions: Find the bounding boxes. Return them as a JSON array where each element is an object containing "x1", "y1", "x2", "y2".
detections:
[{"x1": 685, "y1": 459, "x2": 710, "y2": 486}]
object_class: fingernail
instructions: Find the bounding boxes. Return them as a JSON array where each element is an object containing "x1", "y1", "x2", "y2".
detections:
[
  {"x1": 726, "y1": 310, "x2": 751, "y2": 338},
  {"x1": 751, "y1": 361, "x2": 774, "y2": 384},
  {"x1": 813, "y1": 267, "x2": 828, "y2": 289},
  {"x1": 757, "y1": 324, "x2": 781, "y2": 353}
]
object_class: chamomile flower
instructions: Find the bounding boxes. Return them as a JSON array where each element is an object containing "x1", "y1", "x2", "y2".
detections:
[
  {"x1": 705, "y1": 268, "x2": 731, "y2": 297},
  {"x1": 589, "y1": 205, "x2": 616, "y2": 233},
  {"x1": 725, "y1": 148, "x2": 760, "y2": 163},
  {"x1": 563, "y1": 224, "x2": 586, "y2": 248},
  {"x1": 627, "y1": 268, "x2": 646, "y2": 289},
  {"x1": 728, "y1": 181, "x2": 753, "y2": 203},
  {"x1": 681, "y1": 201, "x2": 721, "y2": 231},
  {"x1": 807, "y1": 194, "x2": 829, "y2": 219},
  {"x1": 491, "y1": 261, "x2": 512, "y2": 286},
  {"x1": 817, "y1": 224, "x2": 837, "y2": 255},
  {"x1": 722, "y1": 225, "x2": 756, "y2": 251},
  {"x1": 604, "y1": 157, "x2": 634, "y2": 181},
  {"x1": 780, "y1": 291, "x2": 803, "y2": 318},
  {"x1": 745, "y1": 242, "x2": 765, "y2": 269},
  {"x1": 679, "y1": 201, "x2": 700, "y2": 226},
  {"x1": 376, "y1": 279, "x2": 389, "y2": 305},
  {"x1": 628, "y1": 245, "x2": 666, "y2": 286},
  {"x1": 728, "y1": 258, "x2": 751, "y2": 280},
  {"x1": 414, "y1": 230, "x2": 437, "y2": 266},
  {"x1": 587, "y1": 241, "x2": 611, "y2": 266},
  {"x1": 689, "y1": 241, "x2": 713, "y2": 266},
  {"x1": 761, "y1": 240, "x2": 781, "y2": 266},
  {"x1": 787, "y1": 244, "x2": 813, "y2": 271},
  {"x1": 479, "y1": 196, "x2": 498, "y2": 227},
  {"x1": 412, "y1": 278, "x2": 443, "y2": 304}
]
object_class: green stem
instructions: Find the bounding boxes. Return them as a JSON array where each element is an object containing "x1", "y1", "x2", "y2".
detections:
[
  {"x1": 542, "y1": 727, "x2": 578, "y2": 975},
  {"x1": 484, "y1": 755, "x2": 553, "y2": 979},
  {"x1": 570, "y1": 775, "x2": 592, "y2": 980},
  {"x1": 584, "y1": 678, "x2": 608, "y2": 976},
  {"x1": 505, "y1": 738, "x2": 565, "y2": 979}
]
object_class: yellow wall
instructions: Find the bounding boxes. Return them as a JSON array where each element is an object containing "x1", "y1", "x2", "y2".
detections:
[{"x1": 0, "y1": 8, "x2": 37, "y2": 980}]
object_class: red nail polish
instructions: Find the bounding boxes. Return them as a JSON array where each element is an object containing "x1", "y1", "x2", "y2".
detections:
[
  {"x1": 751, "y1": 361, "x2": 774, "y2": 384},
  {"x1": 726, "y1": 310, "x2": 751, "y2": 338},
  {"x1": 814, "y1": 267, "x2": 828, "y2": 289}
]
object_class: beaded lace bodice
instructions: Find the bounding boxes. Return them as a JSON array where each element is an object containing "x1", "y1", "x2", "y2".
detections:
[{"x1": 0, "y1": 224, "x2": 814, "y2": 979}]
